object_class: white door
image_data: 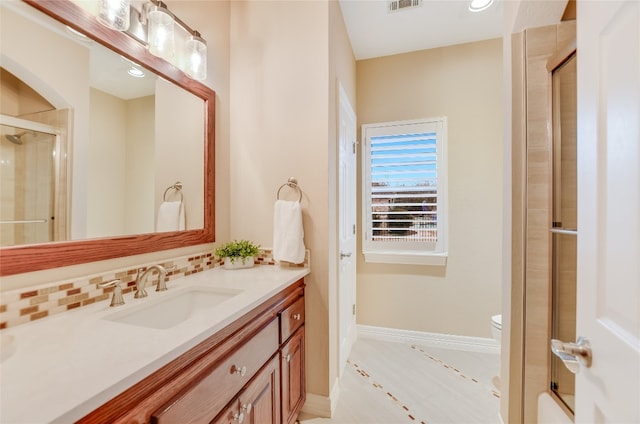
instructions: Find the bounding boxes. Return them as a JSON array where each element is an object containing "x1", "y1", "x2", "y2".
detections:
[
  {"x1": 575, "y1": 1, "x2": 640, "y2": 422},
  {"x1": 338, "y1": 82, "x2": 357, "y2": 376}
]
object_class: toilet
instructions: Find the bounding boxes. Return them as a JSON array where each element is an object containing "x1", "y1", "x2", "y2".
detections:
[{"x1": 491, "y1": 314, "x2": 502, "y2": 342}]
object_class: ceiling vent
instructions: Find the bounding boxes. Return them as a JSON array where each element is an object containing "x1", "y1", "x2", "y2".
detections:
[{"x1": 387, "y1": 0, "x2": 423, "y2": 13}]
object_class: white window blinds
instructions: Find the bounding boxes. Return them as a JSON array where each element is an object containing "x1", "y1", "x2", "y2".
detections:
[{"x1": 362, "y1": 118, "x2": 447, "y2": 265}]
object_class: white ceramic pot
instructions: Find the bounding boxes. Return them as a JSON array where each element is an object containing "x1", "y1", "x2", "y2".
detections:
[{"x1": 223, "y1": 256, "x2": 255, "y2": 270}]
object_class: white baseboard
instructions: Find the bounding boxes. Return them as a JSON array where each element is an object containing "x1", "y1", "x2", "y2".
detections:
[
  {"x1": 301, "y1": 378, "x2": 340, "y2": 418},
  {"x1": 358, "y1": 324, "x2": 500, "y2": 354}
]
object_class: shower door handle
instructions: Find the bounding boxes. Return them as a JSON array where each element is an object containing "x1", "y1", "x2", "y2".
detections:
[{"x1": 551, "y1": 337, "x2": 592, "y2": 374}]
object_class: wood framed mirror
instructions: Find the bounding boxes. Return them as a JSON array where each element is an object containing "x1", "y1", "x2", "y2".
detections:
[{"x1": 0, "y1": 0, "x2": 215, "y2": 276}]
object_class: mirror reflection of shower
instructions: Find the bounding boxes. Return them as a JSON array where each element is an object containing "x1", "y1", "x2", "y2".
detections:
[{"x1": 0, "y1": 119, "x2": 64, "y2": 246}]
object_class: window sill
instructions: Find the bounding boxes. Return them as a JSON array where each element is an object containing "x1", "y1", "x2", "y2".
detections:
[{"x1": 363, "y1": 251, "x2": 448, "y2": 266}]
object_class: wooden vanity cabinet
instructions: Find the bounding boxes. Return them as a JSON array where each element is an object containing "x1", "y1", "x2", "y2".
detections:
[
  {"x1": 78, "y1": 279, "x2": 305, "y2": 424},
  {"x1": 212, "y1": 355, "x2": 280, "y2": 424}
]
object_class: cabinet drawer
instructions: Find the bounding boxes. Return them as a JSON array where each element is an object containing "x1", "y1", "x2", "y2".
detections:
[
  {"x1": 152, "y1": 319, "x2": 279, "y2": 424},
  {"x1": 279, "y1": 297, "x2": 304, "y2": 343}
]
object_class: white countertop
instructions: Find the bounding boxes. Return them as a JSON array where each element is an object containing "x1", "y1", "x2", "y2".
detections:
[{"x1": 0, "y1": 265, "x2": 309, "y2": 424}]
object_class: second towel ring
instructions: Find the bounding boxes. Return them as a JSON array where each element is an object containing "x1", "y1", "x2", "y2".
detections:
[
  {"x1": 276, "y1": 177, "x2": 302, "y2": 203},
  {"x1": 163, "y1": 182, "x2": 184, "y2": 202}
]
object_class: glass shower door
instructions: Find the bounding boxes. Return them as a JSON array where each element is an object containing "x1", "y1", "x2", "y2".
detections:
[
  {"x1": 550, "y1": 53, "x2": 577, "y2": 413},
  {"x1": 0, "y1": 124, "x2": 57, "y2": 246}
]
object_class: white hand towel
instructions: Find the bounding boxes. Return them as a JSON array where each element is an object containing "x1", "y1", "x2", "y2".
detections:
[
  {"x1": 273, "y1": 200, "x2": 305, "y2": 264},
  {"x1": 156, "y1": 201, "x2": 185, "y2": 232}
]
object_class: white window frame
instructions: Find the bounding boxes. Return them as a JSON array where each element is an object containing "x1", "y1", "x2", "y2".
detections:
[{"x1": 361, "y1": 117, "x2": 448, "y2": 266}]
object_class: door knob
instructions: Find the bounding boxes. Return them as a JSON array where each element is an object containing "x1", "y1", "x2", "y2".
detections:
[
  {"x1": 551, "y1": 337, "x2": 592, "y2": 374},
  {"x1": 340, "y1": 251, "x2": 352, "y2": 259}
]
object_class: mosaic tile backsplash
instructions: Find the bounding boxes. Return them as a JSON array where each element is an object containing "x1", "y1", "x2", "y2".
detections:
[{"x1": 0, "y1": 248, "x2": 309, "y2": 330}]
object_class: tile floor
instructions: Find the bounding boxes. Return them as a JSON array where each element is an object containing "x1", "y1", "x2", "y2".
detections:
[{"x1": 299, "y1": 337, "x2": 501, "y2": 424}]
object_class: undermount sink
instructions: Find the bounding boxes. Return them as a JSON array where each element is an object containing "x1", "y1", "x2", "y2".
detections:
[{"x1": 103, "y1": 286, "x2": 242, "y2": 329}]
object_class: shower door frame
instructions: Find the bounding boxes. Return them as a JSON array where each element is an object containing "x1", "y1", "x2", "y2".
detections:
[{"x1": 0, "y1": 114, "x2": 68, "y2": 244}]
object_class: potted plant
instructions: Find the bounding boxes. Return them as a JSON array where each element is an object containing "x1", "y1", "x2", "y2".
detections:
[{"x1": 215, "y1": 240, "x2": 260, "y2": 269}]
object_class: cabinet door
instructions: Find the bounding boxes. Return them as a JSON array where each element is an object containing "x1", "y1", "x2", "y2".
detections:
[
  {"x1": 281, "y1": 326, "x2": 305, "y2": 424},
  {"x1": 211, "y1": 400, "x2": 241, "y2": 424},
  {"x1": 240, "y1": 355, "x2": 281, "y2": 424}
]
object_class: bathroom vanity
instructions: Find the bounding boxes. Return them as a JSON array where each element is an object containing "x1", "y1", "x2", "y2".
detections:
[
  {"x1": 83, "y1": 279, "x2": 305, "y2": 424},
  {"x1": 0, "y1": 266, "x2": 308, "y2": 424}
]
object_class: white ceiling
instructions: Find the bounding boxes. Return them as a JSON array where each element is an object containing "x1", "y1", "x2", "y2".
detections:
[{"x1": 339, "y1": 0, "x2": 504, "y2": 60}]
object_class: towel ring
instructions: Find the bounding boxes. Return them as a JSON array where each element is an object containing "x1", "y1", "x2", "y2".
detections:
[
  {"x1": 163, "y1": 182, "x2": 184, "y2": 202},
  {"x1": 276, "y1": 177, "x2": 302, "y2": 203}
]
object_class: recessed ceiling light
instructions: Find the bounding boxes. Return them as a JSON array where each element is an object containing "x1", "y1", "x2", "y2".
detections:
[
  {"x1": 127, "y1": 66, "x2": 145, "y2": 78},
  {"x1": 469, "y1": 0, "x2": 494, "y2": 12}
]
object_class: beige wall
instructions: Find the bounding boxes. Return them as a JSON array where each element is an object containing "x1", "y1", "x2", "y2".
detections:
[
  {"x1": 356, "y1": 39, "x2": 504, "y2": 338},
  {"x1": 126, "y1": 95, "x2": 155, "y2": 235},
  {"x1": 228, "y1": 0, "x2": 356, "y2": 403},
  {"x1": 87, "y1": 88, "x2": 129, "y2": 237},
  {"x1": 155, "y1": 78, "x2": 205, "y2": 230},
  {"x1": 229, "y1": 0, "x2": 333, "y2": 398}
]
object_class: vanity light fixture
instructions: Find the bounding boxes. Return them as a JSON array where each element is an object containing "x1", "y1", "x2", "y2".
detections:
[
  {"x1": 97, "y1": 0, "x2": 130, "y2": 31},
  {"x1": 95, "y1": 0, "x2": 208, "y2": 81},
  {"x1": 468, "y1": 0, "x2": 494, "y2": 12}
]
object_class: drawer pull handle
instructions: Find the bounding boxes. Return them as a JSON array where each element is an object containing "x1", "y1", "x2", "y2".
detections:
[
  {"x1": 285, "y1": 354, "x2": 291, "y2": 363},
  {"x1": 232, "y1": 365, "x2": 247, "y2": 377},
  {"x1": 233, "y1": 412, "x2": 245, "y2": 423},
  {"x1": 242, "y1": 403, "x2": 252, "y2": 414},
  {"x1": 293, "y1": 313, "x2": 301, "y2": 321}
]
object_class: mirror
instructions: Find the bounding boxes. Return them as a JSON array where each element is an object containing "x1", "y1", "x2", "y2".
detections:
[{"x1": 0, "y1": 0, "x2": 215, "y2": 276}]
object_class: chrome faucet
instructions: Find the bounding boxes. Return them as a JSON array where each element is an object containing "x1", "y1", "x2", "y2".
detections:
[{"x1": 134, "y1": 265, "x2": 168, "y2": 298}]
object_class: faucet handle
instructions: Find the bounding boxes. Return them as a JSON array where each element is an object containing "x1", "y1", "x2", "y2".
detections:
[
  {"x1": 134, "y1": 268, "x2": 149, "y2": 298},
  {"x1": 98, "y1": 279, "x2": 125, "y2": 307},
  {"x1": 156, "y1": 265, "x2": 177, "y2": 292}
]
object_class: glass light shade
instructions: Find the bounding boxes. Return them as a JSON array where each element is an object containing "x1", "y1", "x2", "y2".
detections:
[
  {"x1": 147, "y1": 5, "x2": 175, "y2": 59},
  {"x1": 185, "y1": 34, "x2": 207, "y2": 81},
  {"x1": 97, "y1": 0, "x2": 130, "y2": 31}
]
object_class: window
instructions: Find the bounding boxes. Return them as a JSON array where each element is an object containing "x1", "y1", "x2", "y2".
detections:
[{"x1": 361, "y1": 118, "x2": 448, "y2": 265}]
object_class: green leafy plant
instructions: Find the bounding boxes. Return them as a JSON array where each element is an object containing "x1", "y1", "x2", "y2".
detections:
[{"x1": 215, "y1": 240, "x2": 261, "y2": 264}]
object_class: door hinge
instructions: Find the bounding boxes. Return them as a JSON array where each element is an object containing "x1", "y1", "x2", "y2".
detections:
[
  {"x1": 550, "y1": 381, "x2": 558, "y2": 391},
  {"x1": 352, "y1": 224, "x2": 356, "y2": 235},
  {"x1": 352, "y1": 304, "x2": 356, "y2": 315},
  {"x1": 352, "y1": 141, "x2": 356, "y2": 154}
]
